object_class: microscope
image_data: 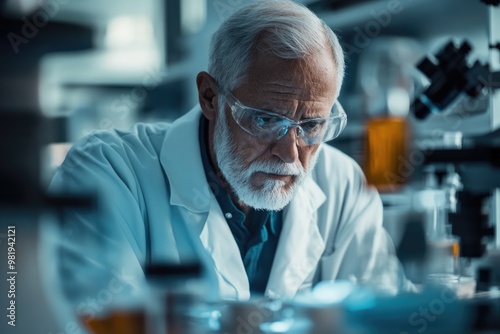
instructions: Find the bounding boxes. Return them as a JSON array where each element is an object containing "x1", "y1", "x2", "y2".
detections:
[{"x1": 410, "y1": 9, "x2": 500, "y2": 291}]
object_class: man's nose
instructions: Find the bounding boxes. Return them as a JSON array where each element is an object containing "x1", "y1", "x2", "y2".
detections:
[{"x1": 270, "y1": 127, "x2": 300, "y2": 164}]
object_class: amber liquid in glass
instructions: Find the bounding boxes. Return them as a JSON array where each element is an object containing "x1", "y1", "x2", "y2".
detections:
[
  {"x1": 80, "y1": 310, "x2": 145, "y2": 334},
  {"x1": 364, "y1": 117, "x2": 409, "y2": 192}
]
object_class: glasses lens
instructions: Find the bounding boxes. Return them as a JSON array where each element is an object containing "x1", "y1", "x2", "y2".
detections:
[
  {"x1": 237, "y1": 109, "x2": 290, "y2": 138},
  {"x1": 319, "y1": 101, "x2": 347, "y2": 142},
  {"x1": 333, "y1": 116, "x2": 347, "y2": 137},
  {"x1": 300, "y1": 119, "x2": 328, "y2": 137}
]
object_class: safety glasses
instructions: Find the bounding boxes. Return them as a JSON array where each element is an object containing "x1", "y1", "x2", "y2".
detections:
[{"x1": 223, "y1": 90, "x2": 347, "y2": 146}]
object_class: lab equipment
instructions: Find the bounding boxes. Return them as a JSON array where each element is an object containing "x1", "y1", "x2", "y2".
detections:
[
  {"x1": 411, "y1": 40, "x2": 500, "y2": 120},
  {"x1": 358, "y1": 38, "x2": 419, "y2": 191},
  {"x1": 408, "y1": 0, "x2": 500, "y2": 301}
]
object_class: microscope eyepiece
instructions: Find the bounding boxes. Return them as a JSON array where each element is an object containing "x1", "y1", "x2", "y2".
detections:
[{"x1": 412, "y1": 40, "x2": 487, "y2": 120}]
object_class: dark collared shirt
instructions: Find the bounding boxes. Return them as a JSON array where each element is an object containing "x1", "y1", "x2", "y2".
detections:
[{"x1": 198, "y1": 115, "x2": 282, "y2": 294}]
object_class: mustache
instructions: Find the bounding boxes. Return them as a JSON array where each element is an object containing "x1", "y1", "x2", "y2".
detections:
[{"x1": 249, "y1": 160, "x2": 304, "y2": 176}]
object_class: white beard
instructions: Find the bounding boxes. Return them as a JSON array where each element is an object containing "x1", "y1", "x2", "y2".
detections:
[{"x1": 213, "y1": 98, "x2": 319, "y2": 211}]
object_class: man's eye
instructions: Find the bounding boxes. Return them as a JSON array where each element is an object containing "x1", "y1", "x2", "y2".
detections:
[
  {"x1": 302, "y1": 120, "x2": 324, "y2": 132},
  {"x1": 253, "y1": 114, "x2": 280, "y2": 127}
]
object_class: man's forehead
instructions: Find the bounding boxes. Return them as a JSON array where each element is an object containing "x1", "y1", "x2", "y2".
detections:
[
  {"x1": 232, "y1": 49, "x2": 337, "y2": 118},
  {"x1": 229, "y1": 95, "x2": 327, "y2": 123},
  {"x1": 245, "y1": 53, "x2": 336, "y2": 92},
  {"x1": 260, "y1": 81, "x2": 304, "y2": 95},
  {"x1": 237, "y1": 80, "x2": 335, "y2": 116}
]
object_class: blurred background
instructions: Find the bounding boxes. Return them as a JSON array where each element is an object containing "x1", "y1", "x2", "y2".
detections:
[{"x1": 1, "y1": 0, "x2": 499, "y2": 333}]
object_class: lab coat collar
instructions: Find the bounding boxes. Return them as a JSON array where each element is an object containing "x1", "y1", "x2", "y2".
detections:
[{"x1": 160, "y1": 106, "x2": 211, "y2": 213}]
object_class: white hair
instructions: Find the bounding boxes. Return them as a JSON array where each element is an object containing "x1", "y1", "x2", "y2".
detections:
[{"x1": 208, "y1": 0, "x2": 345, "y2": 99}]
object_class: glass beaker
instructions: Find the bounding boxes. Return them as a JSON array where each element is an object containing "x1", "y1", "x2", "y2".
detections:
[{"x1": 424, "y1": 234, "x2": 461, "y2": 293}]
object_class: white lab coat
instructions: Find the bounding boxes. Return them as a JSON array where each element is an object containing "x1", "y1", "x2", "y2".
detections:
[{"x1": 49, "y1": 106, "x2": 411, "y2": 304}]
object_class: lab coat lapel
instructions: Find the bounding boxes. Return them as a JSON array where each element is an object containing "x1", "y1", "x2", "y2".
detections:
[
  {"x1": 266, "y1": 175, "x2": 327, "y2": 299},
  {"x1": 160, "y1": 106, "x2": 211, "y2": 214},
  {"x1": 160, "y1": 106, "x2": 248, "y2": 299},
  {"x1": 199, "y1": 197, "x2": 250, "y2": 300}
]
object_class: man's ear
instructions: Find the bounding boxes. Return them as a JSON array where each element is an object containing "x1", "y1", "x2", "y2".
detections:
[{"x1": 196, "y1": 71, "x2": 218, "y2": 121}]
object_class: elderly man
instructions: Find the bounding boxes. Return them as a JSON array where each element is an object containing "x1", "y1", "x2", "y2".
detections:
[{"x1": 50, "y1": 0, "x2": 411, "y2": 306}]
